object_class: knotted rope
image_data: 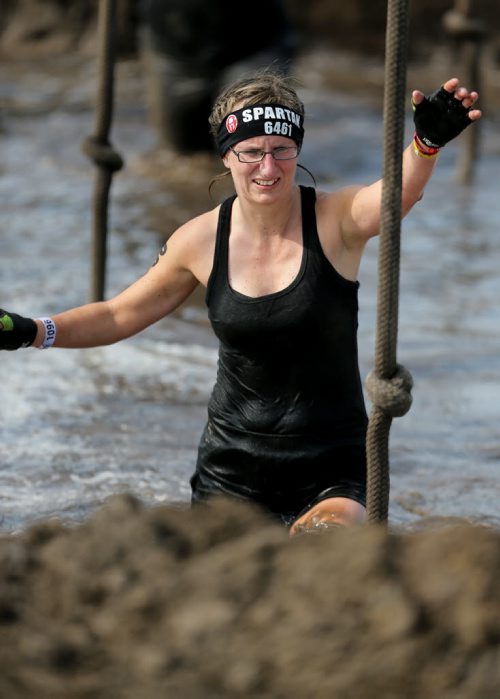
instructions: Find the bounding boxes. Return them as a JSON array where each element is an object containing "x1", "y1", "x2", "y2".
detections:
[
  {"x1": 82, "y1": 0, "x2": 124, "y2": 302},
  {"x1": 365, "y1": 0, "x2": 412, "y2": 525},
  {"x1": 365, "y1": 364, "x2": 413, "y2": 418},
  {"x1": 81, "y1": 137, "x2": 124, "y2": 172}
]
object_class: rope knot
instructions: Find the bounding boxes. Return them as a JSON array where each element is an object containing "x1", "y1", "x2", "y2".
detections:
[
  {"x1": 81, "y1": 136, "x2": 124, "y2": 172},
  {"x1": 365, "y1": 364, "x2": 413, "y2": 418}
]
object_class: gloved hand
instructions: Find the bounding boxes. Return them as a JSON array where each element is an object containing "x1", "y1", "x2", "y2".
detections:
[
  {"x1": 0, "y1": 309, "x2": 37, "y2": 350},
  {"x1": 413, "y1": 82, "x2": 478, "y2": 149}
]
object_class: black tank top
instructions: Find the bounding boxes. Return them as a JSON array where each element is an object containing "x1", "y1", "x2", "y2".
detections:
[{"x1": 193, "y1": 185, "x2": 368, "y2": 510}]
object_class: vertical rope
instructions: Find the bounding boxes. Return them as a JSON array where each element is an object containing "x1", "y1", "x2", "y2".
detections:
[
  {"x1": 365, "y1": 0, "x2": 411, "y2": 525},
  {"x1": 81, "y1": 0, "x2": 124, "y2": 302}
]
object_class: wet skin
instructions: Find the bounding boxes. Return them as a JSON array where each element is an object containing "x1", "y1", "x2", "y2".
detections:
[{"x1": 289, "y1": 497, "x2": 366, "y2": 536}]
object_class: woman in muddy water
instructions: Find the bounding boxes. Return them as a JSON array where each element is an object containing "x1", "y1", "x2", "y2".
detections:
[{"x1": 0, "y1": 70, "x2": 481, "y2": 535}]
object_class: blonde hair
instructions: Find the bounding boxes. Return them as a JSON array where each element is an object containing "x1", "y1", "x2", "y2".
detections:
[{"x1": 209, "y1": 68, "x2": 305, "y2": 141}]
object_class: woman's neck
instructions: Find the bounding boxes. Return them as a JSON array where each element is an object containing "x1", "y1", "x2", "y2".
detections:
[{"x1": 234, "y1": 186, "x2": 301, "y2": 239}]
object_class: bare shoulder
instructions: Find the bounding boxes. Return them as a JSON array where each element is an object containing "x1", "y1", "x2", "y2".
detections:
[
  {"x1": 314, "y1": 186, "x2": 361, "y2": 245},
  {"x1": 155, "y1": 205, "x2": 221, "y2": 287},
  {"x1": 313, "y1": 186, "x2": 369, "y2": 280},
  {"x1": 315, "y1": 183, "x2": 377, "y2": 246},
  {"x1": 170, "y1": 206, "x2": 219, "y2": 247},
  {"x1": 315, "y1": 185, "x2": 364, "y2": 222}
]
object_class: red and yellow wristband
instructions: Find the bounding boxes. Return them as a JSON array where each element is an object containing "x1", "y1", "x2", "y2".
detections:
[{"x1": 412, "y1": 133, "x2": 440, "y2": 159}]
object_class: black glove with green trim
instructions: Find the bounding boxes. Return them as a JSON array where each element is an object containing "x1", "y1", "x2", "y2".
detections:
[
  {"x1": 413, "y1": 85, "x2": 475, "y2": 149},
  {"x1": 0, "y1": 309, "x2": 37, "y2": 350}
]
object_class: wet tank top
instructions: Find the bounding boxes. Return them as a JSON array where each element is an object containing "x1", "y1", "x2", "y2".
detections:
[{"x1": 193, "y1": 185, "x2": 368, "y2": 509}]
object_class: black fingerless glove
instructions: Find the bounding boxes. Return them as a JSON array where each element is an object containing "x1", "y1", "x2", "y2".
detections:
[
  {"x1": 0, "y1": 309, "x2": 37, "y2": 350},
  {"x1": 413, "y1": 86, "x2": 474, "y2": 149}
]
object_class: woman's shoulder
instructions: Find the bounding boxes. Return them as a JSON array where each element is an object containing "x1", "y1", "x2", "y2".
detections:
[
  {"x1": 314, "y1": 184, "x2": 365, "y2": 219},
  {"x1": 171, "y1": 203, "x2": 221, "y2": 245},
  {"x1": 167, "y1": 203, "x2": 223, "y2": 284}
]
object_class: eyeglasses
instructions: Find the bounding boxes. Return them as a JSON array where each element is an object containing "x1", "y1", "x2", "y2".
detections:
[{"x1": 229, "y1": 145, "x2": 299, "y2": 163}]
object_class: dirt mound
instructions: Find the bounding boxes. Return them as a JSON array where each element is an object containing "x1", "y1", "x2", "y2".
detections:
[{"x1": 1, "y1": 494, "x2": 500, "y2": 698}]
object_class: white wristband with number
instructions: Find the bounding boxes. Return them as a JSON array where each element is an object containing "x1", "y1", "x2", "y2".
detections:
[{"x1": 37, "y1": 317, "x2": 57, "y2": 349}]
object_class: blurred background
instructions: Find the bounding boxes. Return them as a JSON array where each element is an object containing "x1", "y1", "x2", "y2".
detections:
[{"x1": 1, "y1": 0, "x2": 500, "y2": 152}]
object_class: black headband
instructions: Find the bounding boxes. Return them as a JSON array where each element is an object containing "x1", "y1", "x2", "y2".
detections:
[{"x1": 216, "y1": 103, "x2": 304, "y2": 156}]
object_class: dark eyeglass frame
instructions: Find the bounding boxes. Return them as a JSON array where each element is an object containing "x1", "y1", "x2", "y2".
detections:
[{"x1": 229, "y1": 145, "x2": 300, "y2": 163}]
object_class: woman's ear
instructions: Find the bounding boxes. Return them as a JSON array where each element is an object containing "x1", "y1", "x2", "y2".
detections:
[{"x1": 222, "y1": 152, "x2": 231, "y2": 169}]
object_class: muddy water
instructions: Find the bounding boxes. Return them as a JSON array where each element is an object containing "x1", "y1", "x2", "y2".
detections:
[{"x1": 1, "y1": 54, "x2": 500, "y2": 532}]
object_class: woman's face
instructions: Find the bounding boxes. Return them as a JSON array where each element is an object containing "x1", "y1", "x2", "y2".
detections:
[{"x1": 223, "y1": 135, "x2": 298, "y2": 202}]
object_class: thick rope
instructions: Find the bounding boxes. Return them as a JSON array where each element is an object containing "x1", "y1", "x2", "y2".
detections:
[
  {"x1": 81, "y1": 0, "x2": 124, "y2": 302},
  {"x1": 365, "y1": 0, "x2": 412, "y2": 525}
]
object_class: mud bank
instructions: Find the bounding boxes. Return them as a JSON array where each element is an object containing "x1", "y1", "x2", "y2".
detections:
[{"x1": 1, "y1": 495, "x2": 500, "y2": 698}]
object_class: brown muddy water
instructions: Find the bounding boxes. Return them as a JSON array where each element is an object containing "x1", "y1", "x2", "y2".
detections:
[{"x1": 1, "y1": 51, "x2": 500, "y2": 532}]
